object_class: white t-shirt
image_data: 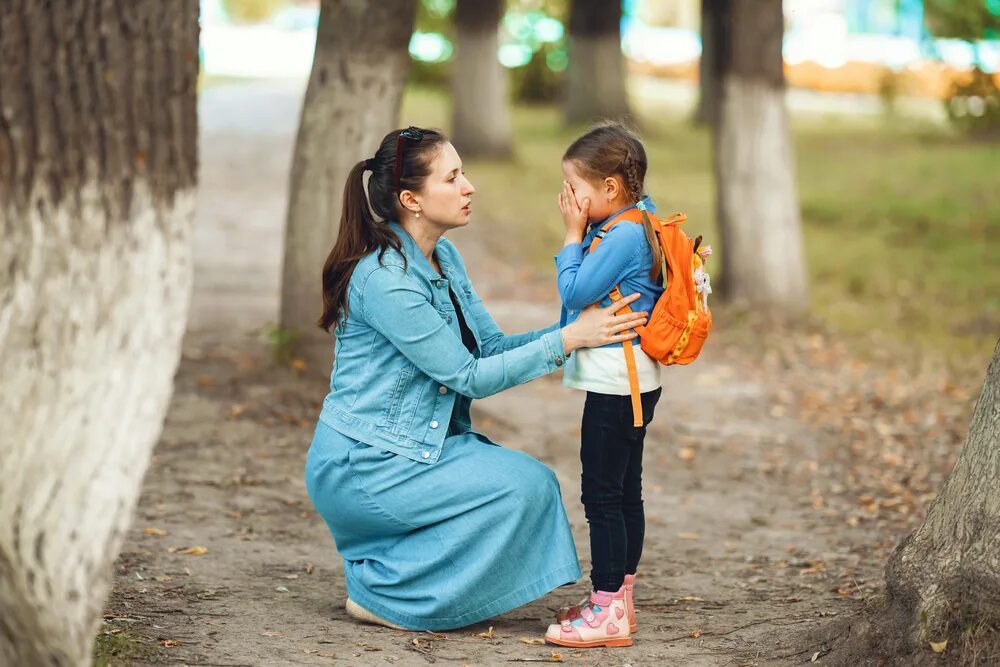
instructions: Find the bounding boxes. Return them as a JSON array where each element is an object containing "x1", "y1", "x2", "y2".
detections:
[{"x1": 562, "y1": 345, "x2": 662, "y2": 395}]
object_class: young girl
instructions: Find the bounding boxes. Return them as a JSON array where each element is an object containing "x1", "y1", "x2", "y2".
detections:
[{"x1": 545, "y1": 122, "x2": 667, "y2": 649}]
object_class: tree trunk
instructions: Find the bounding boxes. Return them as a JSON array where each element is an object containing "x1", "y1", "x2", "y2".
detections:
[
  {"x1": 0, "y1": 2, "x2": 199, "y2": 665},
  {"x1": 712, "y1": 0, "x2": 808, "y2": 312},
  {"x1": 883, "y1": 339, "x2": 1000, "y2": 645},
  {"x1": 564, "y1": 0, "x2": 630, "y2": 124},
  {"x1": 694, "y1": 0, "x2": 727, "y2": 126},
  {"x1": 280, "y1": 0, "x2": 418, "y2": 367},
  {"x1": 451, "y1": 0, "x2": 512, "y2": 158}
]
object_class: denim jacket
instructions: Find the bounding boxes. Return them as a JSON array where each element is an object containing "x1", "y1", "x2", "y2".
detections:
[
  {"x1": 553, "y1": 196, "x2": 664, "y2": 349},
  {"x1": 318, "y1": 222, "x2": 566, "y2": 465}
]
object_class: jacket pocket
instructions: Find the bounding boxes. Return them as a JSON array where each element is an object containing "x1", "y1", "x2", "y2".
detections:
[{"x1": 380, "y1": 366, "x2": 413, "y2": 431}]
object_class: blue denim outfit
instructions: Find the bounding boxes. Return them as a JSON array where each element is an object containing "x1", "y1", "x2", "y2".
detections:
[
  {"x1": 306, "y1": 222, "x2": 581, "y2": 630},
  {"x1": 554, "y1": 196, "x2": 664, "y2": 348}
]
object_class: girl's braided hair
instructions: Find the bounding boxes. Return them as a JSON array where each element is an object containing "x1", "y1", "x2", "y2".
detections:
[{"x1": 563, "y1": 122, "x2": 663, "y2": 281}]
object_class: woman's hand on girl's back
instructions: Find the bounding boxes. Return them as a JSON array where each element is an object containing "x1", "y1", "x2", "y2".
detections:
[
  {"x1": 558, "y1": 181, "x2": 591, "y2": 245},
  {"x1": 560, "y1": 292, "x2": 648, "y2": 355}
]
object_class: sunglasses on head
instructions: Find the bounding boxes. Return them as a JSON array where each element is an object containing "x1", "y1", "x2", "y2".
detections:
[{"x1": 394, "y1": 126, "x2": 424, "y2": 188}]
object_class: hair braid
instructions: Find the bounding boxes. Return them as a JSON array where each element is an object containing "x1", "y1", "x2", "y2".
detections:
[{"x1": 621, "y1": 151, "x2": 644, "y2": 202}]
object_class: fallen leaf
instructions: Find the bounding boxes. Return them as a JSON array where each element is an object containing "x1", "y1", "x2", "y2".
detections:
[
  {"x1": 318, "y1": 652, "x2": 334, "y2": 658},
  {"x1": 677, "y1": 532, "x2": 700, "y2": 540},
  {"x1": 260, "y1": 631, "x2": 281, "y2": 637},
  {"x1": 677, "y1": 596, "x2": 704, "y2": 601},
  {"x1": 290, "y1": 358, "x2": 308, "y2": 372},
  {"x1": 305, "y1": 562, "x2": 314, "y2": 575},
  {"x1": 477, "y1": 626, "x2": 495, "y2": 639},
  {"x1": 678, "y1": 447, "x2": 696, "y2": 462},
  {"x1": 832, "y1": 585, "x2": 854, "y2": 597},
  {"x1": 161, "y1": 639, "x2": 179, "y2": 648},
  {"x1": 227, "y1": 404, "x2": 247, "y2": 420},
  {"x1": 177, "y1": 546, "x2": 208, "y2": 556},
  {"x1": 930, "y1": 640, "x2": 948, "y2": 653},
  {"x1": 549, "y1": 651, "x2": 564, "y2": 662},
  {"x1": 518, "y1": 637, "x2": 546, "y2": 645},
  {"x1": 275, "y1": 586, "x2": 289, "y2": 593},
  {"x1": 691, "y1": 628, "x2": 702, "y2": 638},
  {"x1": 196, "y1": 374, "x2": 215, "y2": 387},
  {"x1": 811, "y1": 651, "x2": 820, "y2": 662},
  {"x1": 143, "y1": 527, "x2": 168, "y2": 537}
]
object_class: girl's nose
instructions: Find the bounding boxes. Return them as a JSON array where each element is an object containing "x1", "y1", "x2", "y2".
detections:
[{"x1": 463, "y1": 178, "x2": 475, "y2": 196}]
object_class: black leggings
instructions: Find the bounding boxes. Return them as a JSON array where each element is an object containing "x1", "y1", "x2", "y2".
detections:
[{"x1": 580, "y1": 388, "x2": 661, "y2": 592}]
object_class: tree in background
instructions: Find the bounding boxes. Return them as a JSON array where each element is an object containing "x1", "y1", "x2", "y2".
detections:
[
  {"x1": 280, "y1": 0, "x2": 419, "y2": 366},
  {"x1": 712, "y1": 0, "x2": 808, "y2": 313},
  {"x1": 452, "y1": 0, "x2": 513, "y2": 157},
  {"x1": 564, "y1": 0, "x2": 630, "y2": 123},
  {"x1": 0, "y1": 2, "x2": 199, "y2": 663},
  {"x1": 925, "y1": 0, "x2": 1000, "y2": 135},
  {"x1": 694, "y1": 0, "x2": 728, "y2": 126}
]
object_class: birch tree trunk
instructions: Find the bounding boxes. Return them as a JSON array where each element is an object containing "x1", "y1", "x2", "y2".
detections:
[
  {"x1": 280, "y1": 0, "x2": 418, "y2": 366},
  {"x1": 883, "y1": 339, "x2": 1000, "y2": 645},
  {"x1": 564, "y1": 0, "x2": 630, "y2": 124},
  {"x1": 712, "y1": 0, "x2": 808, "y2": 312},
  {"x1": 0, "y1": 2, "x2": 199, "y2": 665},
  {"x1": 451, "y1": 0, "x2": 512, "y2": 158}
]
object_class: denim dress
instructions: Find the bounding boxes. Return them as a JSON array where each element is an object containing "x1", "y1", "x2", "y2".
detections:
[{"x1": 305, "y1": 223, "x2": 581, "y2": 631}]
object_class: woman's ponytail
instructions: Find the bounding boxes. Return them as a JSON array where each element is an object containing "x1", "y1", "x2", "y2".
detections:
[{"x1": 318, "y1": 160, "x2": 376, "y2": 332}]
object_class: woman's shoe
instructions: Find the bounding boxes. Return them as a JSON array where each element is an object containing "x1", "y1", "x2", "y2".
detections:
[
  {"x1": 346, "y1": 598, "x2": 406, "y2": 630},
  {"x1": 545, "y1": 588, "x2": 632, "y2": 648}
]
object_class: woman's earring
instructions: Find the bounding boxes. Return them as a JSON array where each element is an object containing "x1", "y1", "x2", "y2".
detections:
[{"x1": 415, "y1": 211, "x2": 421, "y2": 219}]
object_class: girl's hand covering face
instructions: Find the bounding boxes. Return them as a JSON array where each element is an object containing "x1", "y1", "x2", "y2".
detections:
[{"x1": 558, "y1": 181, "x2": 591, "y2": 239}]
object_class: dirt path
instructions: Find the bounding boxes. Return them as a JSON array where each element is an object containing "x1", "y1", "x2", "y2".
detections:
[{"x1": 102, "y1": 80, "x2": 968, "y2": 666}]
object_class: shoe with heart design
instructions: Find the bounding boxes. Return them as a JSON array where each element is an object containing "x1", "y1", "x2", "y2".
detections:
[{"x1": 544, "y1": 587, "x2": 632, "y2": 648}]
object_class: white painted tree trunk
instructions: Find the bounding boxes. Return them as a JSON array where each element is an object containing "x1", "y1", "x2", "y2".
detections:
[
  {"x1": 883, "y1": 339, "x2": 1000, "y2": 645},
  {"x1": 564, "y1": 0, "x2": 630, "y2": 124},
  {"x1": 451, "y1": 0, "x2": 512, "y2": 158},
  {"x1": 0, "y1": 3, "x2": 200, "y2": 664},
  {"x1": 713, "y1": 0, "x2": 808, "y2": 312},
  {"x1": 280, "y1": 0, "x2": 418, "y2": 367},
  {"x1": 715, "y1": 78, "x2": 808, "y2": 310}
]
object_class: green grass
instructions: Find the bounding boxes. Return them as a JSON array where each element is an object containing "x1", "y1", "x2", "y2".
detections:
[
  {"x1": 401, "y1": 85, "x2": 999, "y2": 366},
  {"x1": 93, "y1": 625, "x2": 158, "y2": 666}
]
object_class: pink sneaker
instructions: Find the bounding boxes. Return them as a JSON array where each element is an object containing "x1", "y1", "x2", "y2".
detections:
[
  {"x1": 545, "y1": 588, "x2": 632, "y2": 648},
  {"x1": 623, "y1": 573, "x2": 637, "y2": 633},
  {"x1": 556, "y1": 574, "x2": 638, "y2": 633}
]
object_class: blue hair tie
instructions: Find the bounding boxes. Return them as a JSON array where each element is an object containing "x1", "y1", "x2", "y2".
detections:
[{"x1": 636, "y1": 200, "x2": 647, "y2": 211}]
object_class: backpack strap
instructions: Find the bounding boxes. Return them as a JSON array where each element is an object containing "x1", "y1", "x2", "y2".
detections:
[{"x1": 587, "y1": 208, "x2": 655, "y2": 427}]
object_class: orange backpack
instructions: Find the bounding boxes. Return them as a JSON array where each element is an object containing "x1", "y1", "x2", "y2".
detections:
[{"x1": 589, "y1": 202, "x2": 713, "y2": 426}]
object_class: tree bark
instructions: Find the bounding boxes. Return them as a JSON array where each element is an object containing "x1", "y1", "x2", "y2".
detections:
[
  {"x1": 280, "y1": 0, "x2": 418, "y2": 367},
  {"x1": 883, "y1": 339, "x2": 1000, "y2": 645},
  {"x1": 712, "y1": 0, "x2": 808, "y2": 312},
  {"x1": 451, "y1": 0, "x2": 512, "y2": 158},
  {"x1": 0, "y1": 2, "x2": 199, "y2": 665},
  {"x1": 564, "y1": 0, "x2": 630, "y2": 124},
  {"x1": 694, "y1": 0, "x2": 727, "y2": 126}
]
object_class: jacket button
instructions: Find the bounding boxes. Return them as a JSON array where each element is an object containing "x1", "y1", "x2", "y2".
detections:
[
  {"x1": 439, "y1": 386, "x2": 448, "y2": 394},
  {"x1": 554, "y1": 356, "x2": 564, "y2": 366},
  {"x1": 430, "y1": 420, "x2": 439, "y2": 429},
  {"x1": 422, "y1": 451, "x2": 430, "y2": 459},
  {"x1": 446, "y1": 316, "x2": 453, "y2": 323}
]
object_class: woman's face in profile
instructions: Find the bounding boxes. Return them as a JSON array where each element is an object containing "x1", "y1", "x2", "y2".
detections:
[{"x1": 415, "y1": 142, "x2": 476, "y2": 229}]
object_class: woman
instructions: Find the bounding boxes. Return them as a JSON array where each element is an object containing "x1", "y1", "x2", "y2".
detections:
[{"x1": 305, "y1": 126, "x2": 649, "y2": 631}]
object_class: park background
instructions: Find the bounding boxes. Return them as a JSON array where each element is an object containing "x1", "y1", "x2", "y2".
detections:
[{"x1": 0, "y1": 1, "x2": 997, "y2": 666}]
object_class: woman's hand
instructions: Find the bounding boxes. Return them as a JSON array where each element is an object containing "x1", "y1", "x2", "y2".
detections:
[
  {"x1": 558, "y1": 181, "x2": 590, "y2": 246},
  {"x1": 560, "y1": 293, "x2": 648, "y2": 354}
]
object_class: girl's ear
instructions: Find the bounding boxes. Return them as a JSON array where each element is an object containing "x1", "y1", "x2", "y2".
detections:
[
  {"x1": 398, "y1": 189, "x2": 421, "y2": 214},
  {"x1": 603, "y1": 175, "x2": 622, "y2": 201}
]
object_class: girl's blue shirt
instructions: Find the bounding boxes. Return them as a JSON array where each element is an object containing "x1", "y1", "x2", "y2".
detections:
[{"x1": 554, "y1": 196, "x2": 664, "y2": 349}]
